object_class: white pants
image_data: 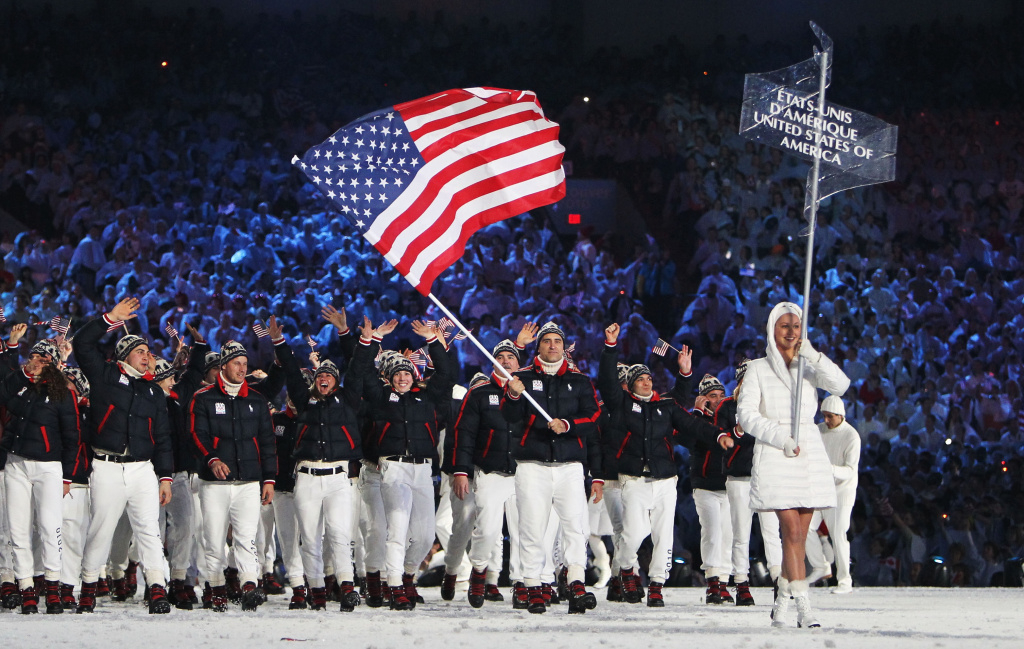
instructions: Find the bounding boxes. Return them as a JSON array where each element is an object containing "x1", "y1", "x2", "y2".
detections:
[
  {"x1": 165, "y1": 472, "x2": 195, "y2": 580},
  {"x1": 619, "y1": 474, "x2": 677, "y2": 584},
  {"x1": 61, "y1": 484, "x2": 91, "y2": 587},
  {"x1": 827, "y1": 487, "x2": 855, "y2": 588},
  {"x1": 199, "y1": 481, "x2": 261, "y2": 585},
  {"x1": 271, "y1": 492, "x2": 304, "y2": 587},
  {"x1": 350, "y1": 478, "x2": 365, "y2": 578},
  {"x1": 357, "y1": 463, "x2": 387, "y2": 576},
  {"x1": 107, "y1": 510, "x2": 133, "y2": 579},
  {"x1": 601, "y1": 480, "x2": 638, "y2": 573},
  {"x1": 257, "y1": 501, "x2": 277, "y2": 576},
  {"x1": 0, "y1": 471, "x2": 13, "y2": 584},
  {"x1": 805, "y1": 510, "x2": 832, "y2": 574},
  {"x1": 5, "y1": 455, "x2": 64, "y2": 585},
  {"x1": 82, "y1": 460, "x2": 165, "y2": 586},
  {"x1": 379, "y1": 460, "x2": 434, "y2": 586},
  {"x1": 442, "y1": 474, "x2": 477, "y2": 576},
  {"x1": 516, "y1": 462, "x2": 587, "y2": 587},
  {"x1": 693, "y1": 488, "x2": 733, "y2": 581},
  {"x1": 468, "y1": 470, "x2": 520, "y2": 582},
  {"x1": 726, "y1": 476, "x2": 782, "y2": 582},
  {"x1": 295, "y1": 471, "x2": 354, "y2": 586}
]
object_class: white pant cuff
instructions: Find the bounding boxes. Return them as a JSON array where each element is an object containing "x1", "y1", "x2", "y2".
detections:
[{"x1": 567, "y1": 565, "x2": 585, "y2": 584}]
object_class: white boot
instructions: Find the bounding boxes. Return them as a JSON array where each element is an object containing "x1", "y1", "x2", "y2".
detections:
[
  {"x1": 590, "y1": 535, "x2": 611, "y2": 588},
  {"x1": 770, "y1": 577, "x2": 791, "y2": 628},
  {"x1": 790, "y1": 579, "x2": 821, "y2": 628}
]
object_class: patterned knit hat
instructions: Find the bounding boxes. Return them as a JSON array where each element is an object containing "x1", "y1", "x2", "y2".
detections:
[
  {"x1": 31, "y1": 339, "x2": 60, "y2": 361},
  {"x1": 115, "y1": 335, "x2": 148, "y2": 362},
  {"x1": 203, "y1": 351, "x2": 221, "y2": 375},
  {"x1": 698, "y1": 373, "x2": 725, "y2": 396},
  {"x1": 220, "y1": 340, "x2": 247, "y2": 365},
  {"x1": 153, "y1": 358, "x2": 176, "y2": 383},
  {"x1": 616, "y1": 363, "x2": 629, "y2": 384},
  {"x1": 735, "y1": 357, "x2": 750, "y2": 386},
  {"x1": 492, "y1": 339, "x2": 521, "y2": 364},
  {"x1": 300, "y1": 367, "x2": 316, "y2": 387},
  {"x1": 625, "y1": 364, "x2": 652, "y2": 390},
  {"x1": 382, "y1": 355, "x2": 416, "y2": 381},
  {"x1": 314, "y1": 360, "x2": 340, "y2": 384},
  {"x1": 469, "y1": 372, "x2": 491, "y2": 389},
  {"x1": 536, "y1": 321, "x2": 565, "y2": 344},
  {"x1": 63, "y1": 366, "x2": 90, "y2": 400}
]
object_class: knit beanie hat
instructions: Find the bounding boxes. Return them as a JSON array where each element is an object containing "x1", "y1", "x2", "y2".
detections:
[
  {"x1": 220, "y1": 340, "x2": 247, "y2": 365},
  {"x1": 536, "y1": 321, "x2": 566, "y2": 344},
  {"x1": 492, "y1": 339, "x2": 521, "y2": 363},
  {"x1": 314, "y1": 360, "x2": 341, "y2": 384},
  {"x1": 31, "y1": 339, "x2": 60, "y2": 361},
  {"x1": 698, "y1": 373, "x2": 725, "y2": 396},
  {"x1": 625, "y1": 364, "x2": 652, "y2": 391},
  {"x1": 115, "y1": 335, "x2": 148, "y2": 362},
  {"x1": 821, "y1": 394, "x2": 845, "y2": 417},
  {"x1": 203, "y1": 351, "x2": 221, "y2": 375},
  {"x1": 153, "y1": 358, "x2": 176, "y2": 383},
  {"x1": 616, "y1": 363, "x2": 629, "y2": 384},
  {"x1": 469, "y1": 372, "x2": 491, "y2": 389},
  {"x1": 63, "y1": 366, "x2": 90, "y2": 400},
  {"x1": 735, "y1": 357, "x2": 750, "y2": 386}
]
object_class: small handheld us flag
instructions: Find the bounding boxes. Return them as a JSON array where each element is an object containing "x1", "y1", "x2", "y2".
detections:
[
  {"x1": 252, "y1": 322, "x2": 270, "y2": 339},
  {"x1": 165, "y1": 323, "x2": 180, "y2": 340},
  {"x1": 49, "y1": 316, "x2": 71, "y2": 335},
  {"x1": 307, "y1": 336, "x2": 318, "y2": 349},
  {"x1": 0, "y1": 304, "x2": 6, "y2": 323},
  {"x1": 652, "y1": 339, "x2": 676, "y2": 356}
]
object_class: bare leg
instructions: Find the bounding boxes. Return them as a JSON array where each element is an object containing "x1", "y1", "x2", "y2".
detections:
[{"x1": 776, "y1": 508, "x2": 814, "y2": 582}]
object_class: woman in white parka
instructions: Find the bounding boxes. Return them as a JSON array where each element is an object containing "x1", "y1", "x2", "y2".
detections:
[{"x1": 736, "y1": 302, "x2": 850, "y2": 629}]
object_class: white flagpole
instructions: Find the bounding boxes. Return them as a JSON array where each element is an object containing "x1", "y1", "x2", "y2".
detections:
[
  {"x1": 792, "y1": 48, "x2": 829, "y2": 449},
  {"x1": 427, "y1": 292, "x2": 553, "y2": 422}
]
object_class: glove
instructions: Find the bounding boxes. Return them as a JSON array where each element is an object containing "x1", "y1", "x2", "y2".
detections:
[
  {"x1": 797, "y1": 339, "x2": 821, "y2": 363},
  {"x1": 783, "y1": 437, "x2": 799, "y2": 457}
]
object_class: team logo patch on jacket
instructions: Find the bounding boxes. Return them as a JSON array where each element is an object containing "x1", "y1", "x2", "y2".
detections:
[
  {"x1": 632, "y1": 402, "x2": 642, "y2": 413},
  {"x1": 532, "y1": 380, "x2": 543, "y2": 391},
  {"x1": 215, "y1": 403, "x2": 226, "y2": 415},
  {"x1": 489, "y1": 394, "x2": 500, "y2": 406},
  {"x1": 119, "y1": 375, "x2": 130, "y2": 386},
  {"x1": 389, "y1": 392, "x2": 400, "y2": 402}
]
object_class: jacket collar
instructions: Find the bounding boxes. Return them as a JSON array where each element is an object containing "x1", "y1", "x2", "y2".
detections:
[
  {"x1": 216, "y1": 372, "x2": 250, "y2": 398},
  {"x1": 531, "y1": 356, "x2": 568, "y2": 376}
]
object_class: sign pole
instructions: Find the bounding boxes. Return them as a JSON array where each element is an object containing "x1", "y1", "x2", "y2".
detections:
[{"x1": 791, "y1": 48, "x2": 829, "y2": 448}]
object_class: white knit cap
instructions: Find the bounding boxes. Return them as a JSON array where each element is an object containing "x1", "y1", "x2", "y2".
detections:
[{"x1": 821, "y1": 394, "x2": 845, "y2": 417}]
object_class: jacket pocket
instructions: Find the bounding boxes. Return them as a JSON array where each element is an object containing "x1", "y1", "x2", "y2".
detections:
[
  {"x1": 296, "y1": 425, "x2": 309, "y2": 447},
  {"x1": 664, "y1": 438, "x2": 673, "y2": 457},
  {"x1": 424, "y1": 423, "x2": 435, "y2": 446},
  {"x1": 97, "y1": 404, "x2": 115, "y2": 433},
  {"x1": 40, "y1": 426, "x2": 50, "y2": 453},
  {"x1": 341, "y1": 425, "x2": 355, "y2": 450},
  {"x1": 377, "y1": 422, "x2": 391, "y2": 445},
  {"x1": 520, "y1": 414, "x2": 536, "y2": 447},
  {"x1": 616, "y1": 431, "x2": 632, "y2": 459},
  {"x1": 252, "y1": 437, "x2": 261, "y2": 466},
  {"x1": 148, "y1": 418, "x2": 154, "y2": 445}
]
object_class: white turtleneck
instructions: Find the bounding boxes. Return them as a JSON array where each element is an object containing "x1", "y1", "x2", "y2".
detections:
[
  {"x1": 118, "y1": 361, "x2": 147, "y2": 379},
  {"x1": 220, "y1": 372, "x2": 242, "y2": 397},
  {"x1": 538, "y1": 357, "x2": 563, "y2": 375},
  {"x1": 631, "y1": 391, "x2": 652, "y2": 402}
]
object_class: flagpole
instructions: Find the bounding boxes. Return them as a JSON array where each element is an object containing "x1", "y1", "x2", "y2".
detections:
[
  {"x1": 427, "y1": 292, "x2": 553, "y2": 422},
  {"x1": 792, "y1": 48, "x2": 829, "y2": 449}
]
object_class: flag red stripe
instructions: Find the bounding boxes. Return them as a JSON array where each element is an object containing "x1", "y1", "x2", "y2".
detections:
[
  {"x1": 407, "y1": 100, "x2": 537, "y2": 150},
  {"x1": 394, "y1": 89, "x2": 468, "y2": 120},
  {"x1": 374, "y1": 127, "x2": 560, "y2": 253},
  {"x1": 416, "y1": 109, "x2": 545, "y2": 163},
  {"x1": 412, "y1": 182, "x2": 566, "y2": 294},
  {"x1": 388, "y1": 153, "x2": 564, "y2": 277}
]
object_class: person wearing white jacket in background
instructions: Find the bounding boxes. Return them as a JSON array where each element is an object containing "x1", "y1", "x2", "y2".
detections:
[
  {"x1": 817, "y1": 394, "x2": 860, "y2": 594},
  {"x1": 736, "y1": 302, "x2": 850, "y2": 629}
]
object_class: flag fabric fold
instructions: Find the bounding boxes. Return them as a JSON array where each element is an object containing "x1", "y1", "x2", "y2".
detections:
[{"x1": 294, "y1": 87, "x2": 566, "y2": 295}]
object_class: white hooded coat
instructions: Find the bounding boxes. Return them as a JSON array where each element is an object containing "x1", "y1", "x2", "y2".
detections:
[{"x1": 736, "y1": 302, "x2": 851, "y2": 511}]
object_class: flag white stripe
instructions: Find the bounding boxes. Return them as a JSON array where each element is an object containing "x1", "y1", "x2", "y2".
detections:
[
  {"x1": 404, "y1": 168, "x2": 565, "y2": 286},
  {"x1": 411, "y1": 101, "x2": 544, "y2": 151},
  {"x1": 366, "y1": 119, "x2": 559, "y2": 243},
  {"x1": 402, "y1": 96, "x2": 487, "y2": 133},
  {"x1": 385, "y1": 139, "x2": 565, "y2": 263}
]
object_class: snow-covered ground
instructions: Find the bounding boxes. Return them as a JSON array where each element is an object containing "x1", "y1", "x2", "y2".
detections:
[{"x1": 3, "y1": 587, "x2": 1022, "y2": 648}]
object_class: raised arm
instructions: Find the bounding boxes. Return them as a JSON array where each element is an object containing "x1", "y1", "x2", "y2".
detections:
[
  {"x1": 597, "y1": 324, "x2": 625, "y2": 412},
  {"x1": 799, "y1": 340, "x2": 851, "y2": 396}
]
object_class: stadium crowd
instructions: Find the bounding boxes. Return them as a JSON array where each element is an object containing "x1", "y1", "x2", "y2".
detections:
[{"x1": 0, "y1": 5, "x2": 1022, "y2": 590}]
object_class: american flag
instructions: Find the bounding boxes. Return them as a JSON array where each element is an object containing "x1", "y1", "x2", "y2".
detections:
[
  {"x1": 652, "y1": 339, "x2": 673, "y2": 356},
  {"x1": 0, "y1": 304, "x2": 6, "y2": 323},
  {"x1": 106, "y1": 319, "x2": 125, "y2": 333},
  {"x1": 165, "y1": 323, "x2": 179, "y2": 339},
  {"x1": 408, "y1": 348, "x2": 428, "y2": 373},
  {"x1": 294, "y1": 87, "x2": 566, "y2": 295},
  {"x1": 307, "y1": 336, "x2": 318, "y2": 349},
  {"x1": 51, "y1": 316, "x2": 71, "y2": 335},
  {"x1": 252, "y1": 321, "x2": 270, "y2": 339}
]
